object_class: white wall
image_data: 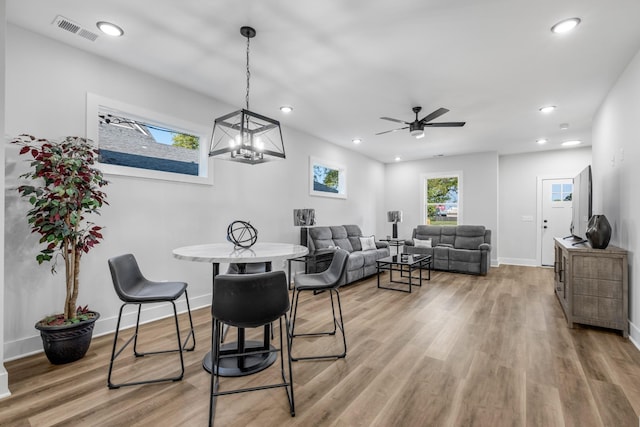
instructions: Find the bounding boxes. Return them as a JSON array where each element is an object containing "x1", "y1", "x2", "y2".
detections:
[
  {"x1": 592, "y1": 47, "x2": 640, "y2": 344},
  {"x1": 498, "y1": 148, "x2": 592, "y2": 265},
  {"x1": 0, "y1": 1, "x2": 9, "y2": 399},
  {"x1": 3, "y1": 24, "x2": 385, "y2": 361},
  {"x1": 384, "y1": 151, "x2": 499, "y2": 265}
]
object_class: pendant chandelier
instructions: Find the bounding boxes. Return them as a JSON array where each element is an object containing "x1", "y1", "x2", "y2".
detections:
[{"x1": 209, "y1": 26, "x2": 286, "y2": 165}]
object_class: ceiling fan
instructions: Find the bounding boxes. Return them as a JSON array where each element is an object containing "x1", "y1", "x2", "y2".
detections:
[{"x1": 376, "y1": 106, "x2": 465, "y2": 139}]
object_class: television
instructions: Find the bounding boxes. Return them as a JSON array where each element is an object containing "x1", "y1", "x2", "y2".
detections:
[{"x1": 570, "y1": 165, "x2": 592, "y2": 243}]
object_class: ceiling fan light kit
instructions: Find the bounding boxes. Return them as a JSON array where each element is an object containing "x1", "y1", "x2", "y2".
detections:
[{"x1": 411, "y1": 128, "x2": 425, "y2": 139}]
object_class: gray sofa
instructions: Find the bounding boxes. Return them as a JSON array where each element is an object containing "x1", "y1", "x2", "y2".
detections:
[
  {"x1": 304, "y1": 225, "x2": 390, "y2": 284},
  {"x1": 403, "y1": 225, "x2": 491, "y2": 275}
]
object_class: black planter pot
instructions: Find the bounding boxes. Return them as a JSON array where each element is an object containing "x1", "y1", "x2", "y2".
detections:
[
  {"x1": 586, "y1": 214, "x2": 612, "y2": 249},
  {"x1": 35, "y1": 311, "x2": 100, "y2": 365}
]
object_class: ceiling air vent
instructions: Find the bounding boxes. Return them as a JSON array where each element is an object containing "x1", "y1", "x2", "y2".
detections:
[{"x1": 52, "y1": 15, "x2": 99, "y2": 42}]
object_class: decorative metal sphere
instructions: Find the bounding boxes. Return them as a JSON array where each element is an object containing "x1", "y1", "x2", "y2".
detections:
[{"x1": 226, "y1": 220, "x2": 258, "y2": 248}]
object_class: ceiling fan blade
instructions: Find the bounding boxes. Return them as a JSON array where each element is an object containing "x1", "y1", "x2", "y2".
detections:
[
  {"x1": 380, "y1": 117, "x2": 410, "y2": 125},
  {"x1": 375, "y1": 126, "x2": 408, "y2": 135},
  {"x1": 424, "y1": 122, "x2": 466, "y2": 127},
  {"x1": 419, "y1": 107, "x2": 450, "y2": 124}
]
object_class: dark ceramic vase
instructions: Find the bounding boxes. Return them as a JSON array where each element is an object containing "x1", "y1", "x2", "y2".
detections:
[
  {"x1": 586, "y1": 215, "x2": 612, "y2": 249},
  {"x1": 35, "y1": 311, "x2": 100, "y2": 365}
]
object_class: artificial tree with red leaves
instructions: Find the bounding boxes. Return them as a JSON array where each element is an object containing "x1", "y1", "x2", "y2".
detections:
[{"x1": 13, "y1": 134, "x2": 109, "y2": 324}]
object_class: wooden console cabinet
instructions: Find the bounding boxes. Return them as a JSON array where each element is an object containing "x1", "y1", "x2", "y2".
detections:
[{"x1": 554, "y1": 237, "x2": 628, "y2": 337}]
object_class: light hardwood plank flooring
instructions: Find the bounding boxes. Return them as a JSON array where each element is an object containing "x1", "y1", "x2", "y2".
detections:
[{"x1": 2, "y1": 265, "x2": 640, "y2": 426}]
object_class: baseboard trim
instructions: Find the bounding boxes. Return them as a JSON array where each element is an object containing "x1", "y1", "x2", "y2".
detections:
[
  {"x1": 498, "y1": 257, "x2": 539, "y2": 267},
  {"x1": 0, "y1": 367, "x2": 10, "y2": 400},
  {"x1": 4, "y1": 292, "x2": 211, "y2": 362},
  {"x1": 629, "y1": 320, "x2": 640, "y2": 351}
]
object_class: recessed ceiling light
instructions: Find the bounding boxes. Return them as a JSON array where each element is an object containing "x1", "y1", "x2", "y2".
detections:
[
  {"x1": 352, "y1": 138, "x2": 362, "y2": 144},
  {"x1": 96, "y1": 21, "x2": 124, "y2": 37},
  {"x1": 539, "y1": 105, "x2": 556, "y2": 114},
  {"x1": 394, "y1": 156, "x2": 401, "y2": 162},
  {"x1": 551, "y1": 18, "x2": 581, "y2": 34},
  {"x1": 280, "y1": 105, "x2": 293, "y2": 113},
  {"x1": 561, "y1": 140, "x2": 582, "y2": 146},
  {"x1": 536, "y1": 138, "x2": 548, "y2": 145},
  {"x1": 559, "y1": 123, "x2": 569, "y2": 130}
]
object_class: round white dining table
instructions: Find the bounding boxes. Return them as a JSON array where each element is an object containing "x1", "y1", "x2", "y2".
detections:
[{"x1": 173, "y1": 242, "x2": 308, "y2": 376}]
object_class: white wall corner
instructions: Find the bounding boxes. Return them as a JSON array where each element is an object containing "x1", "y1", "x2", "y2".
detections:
[
  {"x1": 628, "y1": 320, "x2": 640, "y2": 351},
  {"x1": 0, "y1": 368, "x2": 10, "y2": 399}
]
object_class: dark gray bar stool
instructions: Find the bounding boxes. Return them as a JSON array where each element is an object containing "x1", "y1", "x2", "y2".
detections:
[
  {"x1": 107, "y1": 253, "x2": 195, "y2": 389},
  {"x1": 209, "y1": 270, "x2": 294, "y2": 426},
  {"x1": 289, "y1": 248, "x2": 349, "y2": 361}
]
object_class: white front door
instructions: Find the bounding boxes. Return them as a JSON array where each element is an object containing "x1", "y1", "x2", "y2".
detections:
[{"x1": 541, "y1": 178, "x2": 573, "y2": 266}]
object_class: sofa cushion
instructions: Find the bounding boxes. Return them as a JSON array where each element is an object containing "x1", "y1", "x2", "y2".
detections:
[
  {"x1": 361, "y1": 249, "x2": 379, "y2": 266},
  {"x1": 440, "y1": 227, "x2": 456, "y2": 246},
  {"x1": 343, "y1": 224, "x2": 363, "y2": 251},
  {"x1": 309, "y1": 227, "x2": 335, "y2": 250},
  {"x1": 346, "y1": 251, "x2": 365, "y2": 270},
  {"x1": 414, "y1": 225, "x2": 442, "y2": 246},
  {"x1": 433, "y1": 246, "x2": 450, "y2": 270},
  {"x1": 454, "y1": 225, "x2": 486, "y2": 250},
  {"x1": 449, "y1": 248, "x2": 481, "y2": 263},
  {"x1": 330, "y1": 226, "x2": 354, "y2": 252}
]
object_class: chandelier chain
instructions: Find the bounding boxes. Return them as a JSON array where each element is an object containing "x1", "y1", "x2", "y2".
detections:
[{"x1": 245, "y1": 34, "x2": 251, "y2": 111}]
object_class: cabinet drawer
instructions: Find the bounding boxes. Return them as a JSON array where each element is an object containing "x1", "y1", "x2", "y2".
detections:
[
  {"x1": 573, "y1": 295, "x2": 622, "y2": 322},
  {"x1": 573, "y1": 256, "x2": 624, "y2": 280},
  {"x1": 573, "y1": 278, "x2": 622, "y2": 299}
]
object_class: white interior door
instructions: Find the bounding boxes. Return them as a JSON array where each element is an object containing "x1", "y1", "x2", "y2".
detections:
[{"x1": 541, "y1": 179, "x2": 573, "y2": 266}]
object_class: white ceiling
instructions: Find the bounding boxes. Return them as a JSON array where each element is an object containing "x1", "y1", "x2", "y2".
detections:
[{"x1": 7, "y1": 0, "x2": 640, "y2": 163}]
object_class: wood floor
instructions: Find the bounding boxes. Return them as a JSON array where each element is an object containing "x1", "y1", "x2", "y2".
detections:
[{"x1": 2, "y1": 265, "x2": 640, "y2": 426}]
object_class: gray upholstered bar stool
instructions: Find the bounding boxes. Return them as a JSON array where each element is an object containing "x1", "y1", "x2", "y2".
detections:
[
  {"x1": 209, "y1": 270, "x2": 294, "y2": 426},
  {"x1": 289, "y1": 248, "x2": 349, "y2": 361},
  {"x1": 107, "y1": 253, "x2": 195, "y2": 389}
]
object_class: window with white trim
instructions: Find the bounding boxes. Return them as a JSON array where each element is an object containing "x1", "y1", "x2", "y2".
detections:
[
  {"x1": 422, "y1": 173, "x2": 461, "y2": 226},
  {"x1": 87, "y1": 94, "x2": 212, "y2": 185}
]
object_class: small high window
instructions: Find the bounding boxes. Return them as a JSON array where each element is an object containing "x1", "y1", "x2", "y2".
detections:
[{"x1": 87, "y1": 94, "x2": 212, "y2": 185}]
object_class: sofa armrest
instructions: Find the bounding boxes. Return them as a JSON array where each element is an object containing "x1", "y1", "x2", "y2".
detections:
[
  {"x1": 375, "y1": 241, "x2": 389, "y2": 249},
  {"x1": 479, "y1": 243, "x2": 491, "y2": 275}
]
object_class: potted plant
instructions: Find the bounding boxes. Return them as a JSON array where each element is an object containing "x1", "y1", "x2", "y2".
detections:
[{"x1": 13, "y1": 134, "x2": 109, "y2": 364}]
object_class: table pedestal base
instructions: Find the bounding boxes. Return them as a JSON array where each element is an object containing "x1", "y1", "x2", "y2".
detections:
[{"x1": 203, "y1": 340, "x2": 277, "y2": 377}]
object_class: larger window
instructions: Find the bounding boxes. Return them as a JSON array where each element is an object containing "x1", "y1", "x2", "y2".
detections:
[
  {"x1": 422, "y1": 173, "x2": 461, "y2": 226},
  {"x1": 87, "y1": 94, "x2": 212, "y2": 185}
]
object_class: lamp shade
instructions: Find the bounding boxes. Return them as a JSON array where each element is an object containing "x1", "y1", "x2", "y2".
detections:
[
  {"x1": 387, "y1": 211, "x2": 403, "y2": 222},
  {"x1": 293, "y1": 208, "x2": 316, "y2": 226}
]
